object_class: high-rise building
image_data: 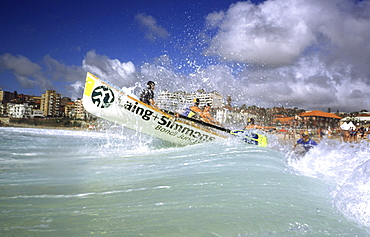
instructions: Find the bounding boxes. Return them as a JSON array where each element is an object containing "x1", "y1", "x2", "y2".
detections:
[
  {"x1": 0, "y1": 89, "x2": 18, "y2": 103},
  {"x1": 40, "y1": 90, "x2": 61, "y2": 117}
]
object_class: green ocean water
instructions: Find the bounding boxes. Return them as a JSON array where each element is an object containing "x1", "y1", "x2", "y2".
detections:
[{"x1": 0, "y1": 127, "x2": 369, "y2": 236}]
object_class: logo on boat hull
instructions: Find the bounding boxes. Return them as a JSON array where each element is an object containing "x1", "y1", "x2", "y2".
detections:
[
  {"x1": 122, "y1": 100, "x2": 216, "y2": 144},
  {"x1": 91, "y1": 86, "x2": 115, "y2": 108}
]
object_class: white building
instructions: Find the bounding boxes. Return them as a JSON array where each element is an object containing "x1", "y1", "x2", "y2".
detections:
[
  {"x1": 215, "y1": 108, "x2": 258, "y2": 126},
  {"x1": 0, "y1": 103, "x2": 6, "y2": 116},
  {"x1": 7, "y1": 103, "x2": 32, "y2": 118},
  {"x1": 340, "y1": 113, "x2": 370, "y2": 127},
  {"x1": 157, "y1": 89, "x2": 224, "y2": 112},
  {"x1": 32, "y1": 110, "x2": 44, "y2": 118}
]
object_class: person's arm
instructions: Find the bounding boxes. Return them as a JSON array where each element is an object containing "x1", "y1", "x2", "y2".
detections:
[
  {"x1": 149, "y1": 98, "x2": 155, "y2": 105},
  {"x1": 293, "y1": 139, "x2": 302, "y2": 149},
  {"x1": 149, "y1": 98, "x2": 159, "y2": 109},
  {"x1": 293, "y1": 141, "x2": 298, "y2": 150}
]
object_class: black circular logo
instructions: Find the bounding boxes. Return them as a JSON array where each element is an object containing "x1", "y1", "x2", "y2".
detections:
[{"x1": 91, "y1": 86, "x2": 115, "y2": 108}]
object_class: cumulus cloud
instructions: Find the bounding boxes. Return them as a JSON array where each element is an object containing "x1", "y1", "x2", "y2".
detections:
[
  {"x1": 0, "y1": 53, "x2": 52, "y2": 90},
  {"x1": 82, "y1": 50, "x2": 137, "y2": 88},
  {"x1": 43, "y1": 55, "x2": 86, "y2": 99},
  {"x1": 203, "y1": 0, "x2": 370, "y2": 67},
  {"x1": 204, "y1": 0, "x2": 316, "y2": 65},
  {"x1": 0, "y1": 53, "x2": 84, "y2": 99},
  {"x1": 135, "y1": 13, "x2": 169, "y2": 41},
  {"x1": 198, "y1": 0, "x2": 370, "y2": 111},
  {"x1": 0, "y1": 51, "x2": 136, "y2": 100}
]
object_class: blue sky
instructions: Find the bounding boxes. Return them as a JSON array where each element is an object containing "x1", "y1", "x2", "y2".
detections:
[
  {"x1": 2, "y1": 0, "x2": 235, "y2": 67},
  {"x1": 1, "y1": 0, "x2": 370, "y2": 112}
]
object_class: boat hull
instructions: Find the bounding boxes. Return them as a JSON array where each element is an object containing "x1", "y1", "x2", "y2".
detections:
[{"x1": 82, "y1": 72, "x2": 228, "y2": 146}]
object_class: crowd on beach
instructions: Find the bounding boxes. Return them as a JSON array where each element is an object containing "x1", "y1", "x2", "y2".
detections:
[{"x1": 279, "y1": 126, "x2": 370, "y2": 143}]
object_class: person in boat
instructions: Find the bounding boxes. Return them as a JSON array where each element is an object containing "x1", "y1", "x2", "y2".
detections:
[
  {"x1": 243, "y1": 118, "x2": 256, "y2": 130},
  {"x1": 293, "y1": 132, "x2": 317, "y2": 153},
  {"x1": 140, "y1": 81, "x2": 157, "y2": 108},
  {"x1": 247, "y1": 118, "x2": 255, "y2": 125},
  {"x1": 202, "y1": 103, "x2": 221, "y2": 126},
  {"x1": 187, "y1": 98, "x2": 203, "y2": 118}
]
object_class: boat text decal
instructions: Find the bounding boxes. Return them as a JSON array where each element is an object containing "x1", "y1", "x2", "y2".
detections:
[
  {"x1": 122, "y1": 100, "x2": 216, "y2": 144},
  {"x1": 91, "y1": 86, "x2": 115, "y2": 108}
]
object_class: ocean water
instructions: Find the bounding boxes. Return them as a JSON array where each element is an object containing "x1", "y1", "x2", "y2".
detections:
[{"x1": 0, "y1": 126, "x2": 369, "y2": 236}]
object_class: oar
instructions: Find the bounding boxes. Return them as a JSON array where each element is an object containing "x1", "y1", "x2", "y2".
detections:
[
  {"x1": 163, "y1": 110, "x2": 267, "y2": 146},
  {"x1": 163, "y1": 110, "x2": 231, "y2": 133}
]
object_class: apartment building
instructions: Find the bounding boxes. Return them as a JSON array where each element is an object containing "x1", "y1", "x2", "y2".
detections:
[
  {"x1": 74, "y1": 99, "x2": 88, "y2": 119},
  {"x1": 40, "y1": 90, "x2": 61, "y2": 117},
  {"x1": 64, "y1": 102, "x2": 76, "y2": 118},
  {"x1": 7, "y1": 103, "x2": 32, "y2": 118},
  {"x1": 0, "y1": 89, "x2": 18, "y2": 103},
  {"x1": 214, "y1": 108, "x2": 258, "y2": 126},
  {"x1": 156, "y1": 90, "x2": 256, "y2": 126},
  {"x1": 157, "y1": 89, "x2": 224, "y2": 112},
  {"x1": 64, "y1": 99, "x2": 88, "y2": 119}
]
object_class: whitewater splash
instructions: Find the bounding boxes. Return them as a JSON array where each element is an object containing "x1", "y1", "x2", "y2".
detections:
[
  {"x1": 285, "y1": 138, "x2": 370, "y2": 228},
  {"x1": 1, "y1": 126, "x2": 369, "y2": 235}
]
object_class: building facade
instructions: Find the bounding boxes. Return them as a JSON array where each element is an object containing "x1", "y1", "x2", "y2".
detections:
[
  {"x1": 214, "y1": 108, "x2": 258, "y2": 126},
  {"x1": 340, "y1": 112, "x2": 370, "y2": 127},
  {"x1": 40, "y1": 90, "x2": 61, "y2": 117},
  {"x1": 74, "y1": 99, "x2": 88, "y2": 119},
  {"x1": 157, "y1": 90, "x2": 224, "y2": 112},
  {"x1": 0, "y1": 89, "x2": 18, "y2": 103},
  {"x1": 7, "y1": 103, "x2": 32, "y2": 118},
  {"x1": 298, "y1": 110, "x2": 342, "y2": 128}
]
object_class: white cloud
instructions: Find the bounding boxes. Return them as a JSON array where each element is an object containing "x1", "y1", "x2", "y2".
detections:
[
  {"x1": 198, "y1": 0, "x2": 370, "y2": 111},
  {"x1": 204, "y1": 0, "x2": 316, "y2": 65},
  {"x1": 0, "y1": 53, "x2": 41, "y2": 76},
  {"x1": 0, "y1": 53, "x2": 53, "y2": 90},
  {"x1": 0, "y1": 51, "x2": 136, "y2": 100},
  {"x1": 82, "y1": 50, "x2": 136, "y2": 88},
  {"x1": 204, "y1": 0, "x2": 370, "y2": 68},
  {"x1": 43, "y1": 55, "x2": 86, "y2": 99},
  {"x1": 0, "y1": 53, "x2": 84, "y2": 99},
  {"x1": 135, "y1": 13, "x2": 169, "y2": 41}
]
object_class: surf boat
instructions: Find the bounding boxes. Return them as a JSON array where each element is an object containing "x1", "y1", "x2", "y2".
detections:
[{"x1": 82, "y1": 72, "x2": 267, "y2": 147}]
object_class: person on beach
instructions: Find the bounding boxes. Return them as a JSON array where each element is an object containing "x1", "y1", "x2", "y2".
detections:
[
  {"x1": 341, "y1": 129, "x2": 350, "y2": 142},
  {"x1": 349, "y1": 127, "x2": 358, "y2": 142},
  {"x1": 359, "y1": 126, "x2": 366, "y2": 139},
  {"x1": 140, "y1": 81, "x2": 157, "y2": 108},
  {"x1": 293, "y1": 132, "x2": 317, "y2": 153}
]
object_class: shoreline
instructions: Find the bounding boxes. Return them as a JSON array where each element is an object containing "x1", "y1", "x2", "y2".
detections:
[
  {"x1": 0, "y1": 117, "x2": 92, "y2": 131},
  {"x1": 0, "y1": 122, "x2": 89, "y2": 131}
]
